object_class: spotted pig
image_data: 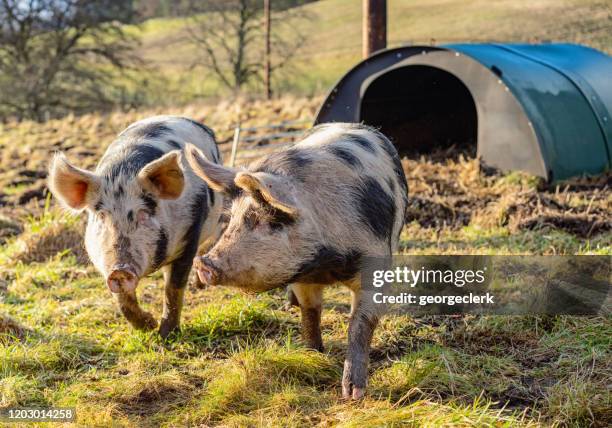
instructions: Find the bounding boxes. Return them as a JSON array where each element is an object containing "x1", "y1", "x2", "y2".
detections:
[
  {"x1": 185, "y1": 123, "x2": 408, "y2": 399},
  {"x1": 48, "y1": 116, "x2": 223, "y2": 337}
]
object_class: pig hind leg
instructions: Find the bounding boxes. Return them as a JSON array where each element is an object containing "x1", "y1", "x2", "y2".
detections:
[
  {"x1": 342, "y1": 288, "x2": 380, "y2": 400},
  {"x1": 290, "y1": 283, "x2": 325, "y2": 352},
  {"x1": 115, "y1": 291, "x2": 158, "y2": 331},
  {"x1": 286, "y1": 287, "x2": 300, "y2": 308}
]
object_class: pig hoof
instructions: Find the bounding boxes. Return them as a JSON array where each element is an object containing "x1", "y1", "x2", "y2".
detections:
[
  {"x1": 342, "y1": 382, "x2": 366, "y2": 400},
  {"x1": 138, "y1": 313, "x2": 158, "y2": 331},
  {"x1": 158, "y1": 322, "x2": 180, "y2": 339},
  {"x1": 352, "y1": 387, "x2": 365, "y2": 400},
  {"x1": 129, "y1": 312, "x2": 157, "y2": 331}
]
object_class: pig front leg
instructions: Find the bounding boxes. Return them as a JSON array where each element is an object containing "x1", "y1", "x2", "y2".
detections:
[
  {"x1": 290, "y1": 283, "x2": 325, "y2": 352},
  {"x1": 342, "y1": 289, "x2": 379, "y2": 400},
  {"x1": 115, "y1": 291, "x2": 158, "y2": 331},
  {"x1": 158, "y1": 258, "x2": 192, "y2": 338}
]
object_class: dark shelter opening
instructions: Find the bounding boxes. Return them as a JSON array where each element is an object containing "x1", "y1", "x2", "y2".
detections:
[{"x1": 360, "y1": 65, "x2": 478, "y2": 158}]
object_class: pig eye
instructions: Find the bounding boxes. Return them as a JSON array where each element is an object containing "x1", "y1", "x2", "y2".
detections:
[
  {"x1": 269, "y1": 220, "x2": 284, "y2": 231},
  {"x1": 244, "y1": 212, "x2": 259, "y2": 230}
]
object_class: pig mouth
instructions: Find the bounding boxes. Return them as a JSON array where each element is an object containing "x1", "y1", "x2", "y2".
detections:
[
  {"x1": 193, "y1": 256, "x2": 284, "y2": 292},
  {"x1": 106, "y1": 264, "x2": 139, "y2": 294},
  {"x1": 193, "y1": 256, "x2": 223, "y2": 286}
]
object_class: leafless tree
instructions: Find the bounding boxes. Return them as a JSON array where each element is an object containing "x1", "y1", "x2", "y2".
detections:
[
  {"x1": 0, "y1": 0, "x2": 141, "y2": 121},
  {"x1": 187, "y1": 0, "x2": 311, "y2": 94}
]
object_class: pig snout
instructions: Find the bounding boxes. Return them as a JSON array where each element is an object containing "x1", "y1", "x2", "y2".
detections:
[
  {"x1": 106, "y1": 264, "x2": 138, "y2": 293},
  {"x1": 193, "y1": 256, "x2": 222, "y2": 285}
]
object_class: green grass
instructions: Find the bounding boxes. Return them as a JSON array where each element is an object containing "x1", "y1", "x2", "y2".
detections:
[
  {"x1": 122, "y1": 0, "x2": 612, "y2": 105},
  {"x1": 1, "y1": 207, "x2": 610, "y2": 426}
]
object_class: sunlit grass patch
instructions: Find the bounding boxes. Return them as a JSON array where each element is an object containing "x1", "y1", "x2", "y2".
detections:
[
  {"x1": 1, "y1": 204, "x2": 87, "y2": 266},
  {"x1": 0, "y1": 374, "x2": 48, "y2": 407},
  {"x1": 180, "y1": 294, "x2": 296, "y2": 351},
  {"x1": 85, "y1": 369, "x2": 203, "y2": 422},
  {"x1": 0, "y1": 314, "x2": 29, "y2": 342},
  {"x1": 167, "y1": 344, "x2": 338, "y2": 426},
  {"x1": 370, "y1": 344, "x2": 521, "y2": 403},
  {"x1": 400, "y1": 222, "x2": 611, "y2": 256},
  {"x1": 2, "y1": 333, "x2": 108, "y2": 376},
  {"x1": 544, "y1": 371, "x2": 611, "y2": 427},
  {"x1": 329, "y1": 397, "x2": 538, "y2": 428},
  {"x1": 537, "y1": 317, "x2": 612, "y2": 426}
]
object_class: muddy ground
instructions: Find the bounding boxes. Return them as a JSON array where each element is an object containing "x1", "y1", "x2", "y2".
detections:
[{"x1": 0, "y1": 96, "x2": 609, "y2": 243}]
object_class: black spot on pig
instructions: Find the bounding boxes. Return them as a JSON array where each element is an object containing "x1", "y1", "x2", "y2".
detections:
[
  {"x1": 152, "y1": 227, "x2": 168, "y2": 269},
  {"x1": 169, "y1": 185, "x2": 209, "y2": 286},
  {"x1": 255, "y1": 149, "x2": 312, "y2": 182},
  {"x1": 138, "y1": 123, "x2": 172, "y2": 139},
  {"x1": 329, "y1": 146, "x2": 362, "y2": 168},
  {"x1": 378, "y1": 136, "x2": 407, "y2": 194},
  {"x1": 355, "y1": 177, "x2": 395, "y2": 240},
  {"x1": 114, "y1": 185, "x2": 124, "y2": 199},
  {"x1": 101, "y1": 145, "x2": 165, "y2": 180},
  {"x1": 141, "y1": 193, "x2": 157, "y2": 214},
  {"x1": 288, "y1": 247, "x2": 362, "y2": 284},
  {"x1": 207, "y1": 186, "x2": 215, "y2": 206},
  {"x1": 378, "y1": 135, "x2": 396, "y2": 160},
  {"x1": 285, "y1": 148, "x2": 312, "y2": 168},
  {"x1": 184, "y1": 118, "x2": 219, "y2": 161},
  {"x1": 185, "y1": 118, "x2": 215, "y2": 139},
  {"x1": 167, "y1": 140, "x2": 181, "y2": 150},
  {"x1": 348, "y1": 135, "x2": 376, "y2": 154},
  {"x1": 393, "y1": 158, "x2": 408, "y2": 194}
]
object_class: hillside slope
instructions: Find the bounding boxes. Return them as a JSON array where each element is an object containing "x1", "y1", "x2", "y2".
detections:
[{"x1": 130, "y1": 0, "x2": 612, "y2": 104}]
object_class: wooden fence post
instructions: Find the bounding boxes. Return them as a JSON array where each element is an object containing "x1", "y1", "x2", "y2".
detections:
[
  {"x1": 230, "y1": 125, "x2": 241, "y2": 167},
  {"x1": 363, "y1": 0, "x2": 387, "y2": 58}
]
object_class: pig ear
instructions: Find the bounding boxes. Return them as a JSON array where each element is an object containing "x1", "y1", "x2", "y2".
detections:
[
  {"x1": 184, "y1": 144, "x2": 239, "y2": 194},
  {"x1": 138, "y1": 151, "x2": 184, "y2": 200},
  {"x1": 48, "y1": 152, "x2": 100, "y2": 211},
  {"x1": 234, "y1": 172, "x2": 298, "y2": 217}
]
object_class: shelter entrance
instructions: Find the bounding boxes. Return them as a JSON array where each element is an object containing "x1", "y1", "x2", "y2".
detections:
[{"x1": 360, "y1": 65, "x2": 478, "y2": 158}]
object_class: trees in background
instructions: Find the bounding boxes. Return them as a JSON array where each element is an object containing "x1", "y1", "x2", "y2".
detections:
[
  {"x1": 133, "y1": 0, "x2": 315, "y2": 20},
  {"x1": 187, "y1": 0, "x2": 311, "y2": 95},
  {"x1": 0, "y1": 0, "x2": 313, "y2": 120},
  {"x1": 0, "y1": 0, "x2": 140, "y2": 121}
]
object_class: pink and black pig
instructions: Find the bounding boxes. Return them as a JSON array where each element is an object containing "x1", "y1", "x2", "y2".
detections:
[
  {"x1": 48, "y1": 116, "x2": 223, "y2": 337},
  {"x1": 184, "y1": 123, "x2": 408, "y2": 399}
]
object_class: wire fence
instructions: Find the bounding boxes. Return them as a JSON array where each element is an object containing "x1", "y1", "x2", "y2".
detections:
[{"x1": 220, "y1": 119, "x2": 313, "y2": 166}]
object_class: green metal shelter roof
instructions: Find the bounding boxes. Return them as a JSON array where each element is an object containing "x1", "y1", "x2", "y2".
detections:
[{"x1": 315, "y1": 43, "x2": 612, "y2": 182}]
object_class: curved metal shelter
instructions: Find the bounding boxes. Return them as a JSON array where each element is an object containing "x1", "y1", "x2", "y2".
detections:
[{"x1": 314, "y1": 43, "x2": 612, "y2": 182}]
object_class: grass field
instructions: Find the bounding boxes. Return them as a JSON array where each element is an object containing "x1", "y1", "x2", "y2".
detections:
[
  {"x1": 0, "y1": 95, "x2": 610, "y2": 426},
  {"x1": 125, "y1": 0, "x2": 612, "y2": 105}
]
